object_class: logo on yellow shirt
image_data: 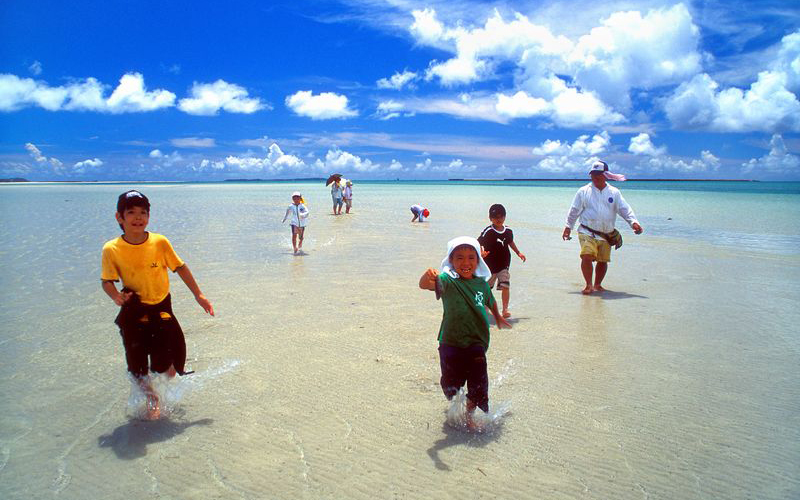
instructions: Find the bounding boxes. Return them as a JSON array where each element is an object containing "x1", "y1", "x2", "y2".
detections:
[{"x1": 150, "y1": 262, "x2": 159, "y2": 268}]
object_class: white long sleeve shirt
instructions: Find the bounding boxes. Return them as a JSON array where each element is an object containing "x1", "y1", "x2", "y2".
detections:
[
  {"x1": 565, "y1": 183, "x2": 638, "y2": 238},
  {"x1": 282, "y1": 203, "x2": 309, "y2": 227}
]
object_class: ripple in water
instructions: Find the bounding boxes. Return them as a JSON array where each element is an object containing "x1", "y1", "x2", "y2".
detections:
[
  {"x1": 445, "y1": 359, "x2": 515, "y2": 433},
  {"x1": 126, "y1": 359, "x2": 241, "y2": 419}
]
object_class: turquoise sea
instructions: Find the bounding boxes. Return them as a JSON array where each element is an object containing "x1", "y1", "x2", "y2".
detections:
[{"x1": 1, "y1": 180, "x2": 798, "y2": 499}]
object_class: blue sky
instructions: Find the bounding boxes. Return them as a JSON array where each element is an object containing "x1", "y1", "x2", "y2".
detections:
[{"x1": 1, "y1": 0, "x2": 799, "y2": 180}]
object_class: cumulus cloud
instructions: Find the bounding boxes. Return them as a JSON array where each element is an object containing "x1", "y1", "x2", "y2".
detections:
[
  {"x1": 178, "y1": 80, "x2": 266, "y2": 116},
  {"x1": 388, "y1": 159, "x2": 404, "y2": 171},
  {"x1": 626, "y1": 133, "x2": 719, "y2": 174},
  {"x1": 531, "y1": 131, "x2": 611, "y2": 173},
  {"x1": 73, "y1": 158, "x2": 103, "y2": 172},
  {"x1": 323, "y1": 148, "x2": 378, "y2": 172},
  {"x1": 28, "y1": 61, "x2": 42, "y2": 76},
  {"x1": 495, "y1": 91, "x2": 548, "y2": 119},
  {"x1": 665, "y1": 30, "x2": 800, "y2": 133},
  {"x1": 285, "y1": 90, "x2": 357, "y2": 120},
  {"x1": 171, "y1": 137, "x2": 216, "y2": 148},
  {"x1": 532, "y1": 131, "x2": 610, "y2": 157},
  {"x1": 742, "y1": 134, "x2": 800, "y2": 174},
  {"x1": 407, "y1": 4, "x2": 702, "y2": 118},
  {"x1": 0, "y1": 73, "x2": 175, "y2": 113},
  {"x1": 149, "y1": 149, "x2": 163, "y2": 158},
  {"x1": 377, "y1": 70, "x2": 418, "y2": 90},
  {"x1": 665, "y1": 72, "x2": 800, "y2": 133},
  {"x1": 628, "y1": 133, "x2": 667, "y2": 156}
]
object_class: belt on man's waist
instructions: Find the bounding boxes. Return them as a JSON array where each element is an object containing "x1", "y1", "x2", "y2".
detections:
[{"x1": 580, "y1": 224, "x2": 623, "y2": 249}]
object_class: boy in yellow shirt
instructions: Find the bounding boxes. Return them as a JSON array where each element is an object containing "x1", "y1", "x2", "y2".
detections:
[{"x1": 101, "y1": 190, "x2": 214, "y2": 419}]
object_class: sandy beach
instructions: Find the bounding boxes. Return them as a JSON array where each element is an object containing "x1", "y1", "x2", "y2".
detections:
[{"x1": 1, "y1": 181, "x2": 798, "y2": 499}]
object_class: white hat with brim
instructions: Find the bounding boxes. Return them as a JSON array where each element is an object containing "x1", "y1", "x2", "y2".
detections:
[
  {"x1": 440, "y1": 236, "x2": 492, "y2": 280},
  {"x1": 292, "y1": 191, "x2": 302, "y2": 197}
]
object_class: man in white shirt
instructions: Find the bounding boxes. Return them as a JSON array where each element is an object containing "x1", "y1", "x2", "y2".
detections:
[{"x1": 562, "y1": 161, "x2": 643, "y2": 294}]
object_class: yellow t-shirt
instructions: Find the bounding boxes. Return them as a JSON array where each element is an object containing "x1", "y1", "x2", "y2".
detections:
[{"x1": 101, "y1": 232, "x2": 185, "y2": 305}]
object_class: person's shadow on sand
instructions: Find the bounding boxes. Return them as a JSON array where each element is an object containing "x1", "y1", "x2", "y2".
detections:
[
  {"x1": 569, "y1": 289, "x2": 648, "y2": 300},
  {"x1": 98, "y1": 417, "x2": 213, "y2": 460},
  {"x1": 427, "y1": 420, "x2": 505, "y2": 471}
]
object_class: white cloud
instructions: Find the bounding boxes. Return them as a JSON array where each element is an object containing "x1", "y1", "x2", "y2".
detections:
[
  {"x1": 171, "y1": 137, "x2": 216, "y2": 148},
  {"x1": 178, "y1": 80, "x2": 266, "y2": 116},
  {"x1": 24, "y1": 142, "x2": 62, "y2": 170},
  {"x1": 566, "y1": 4, "x2": 701, "y2": 110},
  {"x1": 665, "y1": 30, "x2": 800, "y2": 133},
  {"x1": 388, "y1": 159, "x2": 403, "y2": 171},
  {"x1": 634, "y1": 150, "x2": 720, "y2": 174},
  {"x1": 531, "y1": 131, "x2": 611, "y2": 173},
  {"x1": 0, "y1": 73, "x2": 175, "y2": 113},
  {"x1": 73, "y1": 158, "x2": 103, "y2": 172},
  {"x1": 495, "y1": 91, "x2": 548, "y2": 118},
  {"x1": 206, "y1": 143, "x2": 310, "y2": 175},
  {"x1": 742, "y1": 134, "x2": 800, "y2": 174},
  {"x1": 532, "y1": 131, "x2": 610, "y2": 157},
  {"x1": 29, "y1": 61, "x2": 42, "y2": 76},
  {"x1": 377, "y1": 70, "x2": 418, "y2": 90},
  {"x1": 285, "y1": 90, "x2": 357, "y2": 120},
  {"x1": 408, "y1": 5, "x2": 701, "y2": 116},
  {"x1": 376, "y1": 100, "x2": 405, "y2": 120},
  {"x1": 105, "y1": 73, "x2": 175, "y2": 113},
  {"x1": 400, "y1": 94, "x2": 508, "y2": 123},
  {"x1": 628, "y1": 133, "x2": 667, "y2": 156},
  {"x1": 624, "y1": 133, "x2": 719, "y2": 174},
  {"x1": 323, "y1": 148, "x2": 378, "y2": 172},
  {"x1": 665, "y1": 71, "x2": 800, "y2": 132},
  {"x1": 149, "y1": 149, "x2": 163, "y2": 158}
]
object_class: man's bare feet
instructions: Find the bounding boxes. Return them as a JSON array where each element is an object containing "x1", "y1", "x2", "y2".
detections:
[
  {"x1": 592, "y1": 285, "x2": 607, "y2": 292},
  {"x1": 582, "y1": 285, "x2": 593, "y2": 295},
  {"x1": 502, "y1": 310, "x2": 511, "y2": 318}
]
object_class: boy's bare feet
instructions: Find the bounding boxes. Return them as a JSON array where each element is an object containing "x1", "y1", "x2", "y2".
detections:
[
  {"x1": 145, "y1": 392, "x2": 161, "y2": 420},
  {"x1": 582, "y1": 285, "x2": 593, "y2": 295},
  {"x1": 592, "y1": 285, "x2": 607, "y2": 292}
]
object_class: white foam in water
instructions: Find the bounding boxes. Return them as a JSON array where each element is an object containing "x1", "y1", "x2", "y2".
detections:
[
  {"x1": 126, "y1": 359, "x2": 241, "y2": 419},
  {"x1": 445, "y1": 359, "x2": 515, "y2": 432}
]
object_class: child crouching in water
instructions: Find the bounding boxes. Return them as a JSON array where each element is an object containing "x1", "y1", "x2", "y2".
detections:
[
  {"x1": 419, "y1": 236, "x2": 511, "y2": 429},
  {"x1": 101, "y1": 190, "x2": 214, "y2": 419}
]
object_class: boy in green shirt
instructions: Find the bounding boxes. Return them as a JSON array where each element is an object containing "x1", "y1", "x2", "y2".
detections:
[{"x1": 419, "y1": 236, "x2": 511, "y2": 430}]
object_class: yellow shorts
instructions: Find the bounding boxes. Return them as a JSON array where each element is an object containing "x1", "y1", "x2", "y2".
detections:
[{"x1": 579, "y1": 234, "x2": 611, "y2": 263}]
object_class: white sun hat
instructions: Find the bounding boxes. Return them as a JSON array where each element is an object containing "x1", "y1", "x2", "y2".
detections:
[{"x1": 440, "y1": 236, "x2": 491, "y2": 280}]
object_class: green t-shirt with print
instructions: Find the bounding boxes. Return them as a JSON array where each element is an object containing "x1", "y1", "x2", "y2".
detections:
[{"x1": 437, "y1": 272, "x2": 497, "y2": 349}]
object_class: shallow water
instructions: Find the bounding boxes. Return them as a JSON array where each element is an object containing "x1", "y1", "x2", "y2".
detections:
[{"x1": 0, "y1": 181, "x2": 799, "y2": 499}]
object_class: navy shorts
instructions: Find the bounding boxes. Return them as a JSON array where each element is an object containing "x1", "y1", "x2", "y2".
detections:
[{"x1": 438, "y1": 343, "x2": 489, "y2": 412}]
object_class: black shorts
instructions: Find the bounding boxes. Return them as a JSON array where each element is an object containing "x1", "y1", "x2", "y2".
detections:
[
  {"x1": 120, "y1": 316, "x2": 187, "y2": 378},
  {"x1": 438, "y1": 343, "x2": 489, "y2": 412}
]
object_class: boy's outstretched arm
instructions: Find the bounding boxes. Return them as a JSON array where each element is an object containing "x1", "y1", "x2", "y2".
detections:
[
  {"x1": 489, "y1": 301, "x2": 512, "y2": 329},
  {"x1": 176, "y1": 265, "x2": 215, "y2": 316},
  {"x1": 419, "y1": 268, "x2": 438, "y2": 290},
  {"x1": 509, "y1": 240, "x2": 526, "y2": 262}
]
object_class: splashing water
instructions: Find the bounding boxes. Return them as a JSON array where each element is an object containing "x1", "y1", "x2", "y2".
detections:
[
  {"x1": 445, "y1": 359, "x2": 515, "y2": 432},
  {"x1": 126, "y1": 359, "x2": 241, "y2": 419}
]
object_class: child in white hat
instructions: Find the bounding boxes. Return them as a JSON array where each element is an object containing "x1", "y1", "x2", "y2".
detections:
[
  {"x1": 282, "y1": 191, "x2": 309, "y2": 254},
  {"x1": 419, "y1": 236, "x2": 511, "y2": 429}
]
